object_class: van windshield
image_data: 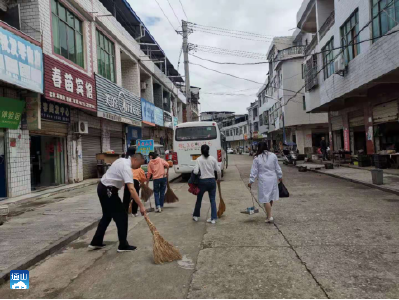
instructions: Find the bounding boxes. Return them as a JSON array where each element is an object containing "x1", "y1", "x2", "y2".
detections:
[{"x1": 175, "y1": 126, "x2": 217, "y2": 141}]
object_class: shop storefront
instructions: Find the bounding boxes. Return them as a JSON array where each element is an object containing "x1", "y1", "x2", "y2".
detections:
[
  {"x1": 96, "y1": 74, "x2": 141, "y2": 162},
  {"x1": 29, "y1": 98, "x2": 69, "y2": 189},
  {"x1": 154, "y1": 106, "x2": 164, "y2": 145},
  {"x1": 0, "y1": 23, "x2": 44, "y2": 198},
  {"x1": 373, "y1": 100, "x2": 399, "y2": 152},
  {"x1": 141, "y1": 98, "x2": 155, "y2": 139},
  {"x1": 163, "y1": 111, "x2": 173, "y2": 150},
  {"x1": 43, "y1": 55, "x2": 97, "y2": 180}
]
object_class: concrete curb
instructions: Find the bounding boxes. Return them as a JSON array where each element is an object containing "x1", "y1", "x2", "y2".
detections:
[
  {"x1": 289, "y1": 164, "x2": 399, "y2": 197},
  {"x1": 0, "y1": 220, "x2": 100, "y2": 286}
]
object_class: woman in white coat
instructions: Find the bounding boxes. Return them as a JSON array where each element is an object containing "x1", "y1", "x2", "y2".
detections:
[{"x1": 248, "y1": 142, "x2": 283, "y2": 223}]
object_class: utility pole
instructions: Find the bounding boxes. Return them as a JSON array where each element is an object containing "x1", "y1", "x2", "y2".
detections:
[{"x1": 182, "y1": 20, "x2": 192, "y2": 122}]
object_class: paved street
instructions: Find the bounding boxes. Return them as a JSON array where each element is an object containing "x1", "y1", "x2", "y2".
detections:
[{"x1": 2, "y1": 154, "x2": 399, "y2": 298}]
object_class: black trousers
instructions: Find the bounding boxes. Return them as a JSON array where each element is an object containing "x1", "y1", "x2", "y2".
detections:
[
  {"x1": 91, "y1": 182, "x2": 128, "y2": 247},
  {"x1": 123, "y1": 180, "x2": 140, "y2": 214}
]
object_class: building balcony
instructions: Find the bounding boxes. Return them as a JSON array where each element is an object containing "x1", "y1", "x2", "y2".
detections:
[
  {"x1": 275, "y1": 46, "x2": 305, "y2": 62},
  {"x1": 305, "y1": 34, "x2": 318, "y2": 56},
  {"x1": 319, "y1": 10, "x2": 335, "y2": 40},
  {"x1": 297, "y1": 0, "x2": 317, "y2": 33}
]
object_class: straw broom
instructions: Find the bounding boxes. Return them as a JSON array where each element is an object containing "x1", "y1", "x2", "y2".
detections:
[
  {"x1": 164, "y1": 170, "x2": 179, "y2": 204},
  {"x1": 217, "y1": 181, "x2": 226, "y2": 218},
  {"x1": 140, "y1": 183, "x2": 153, "y2": 202},
  {"x1": 144, "y1": 215, "x2": 182, "y2": 264}
]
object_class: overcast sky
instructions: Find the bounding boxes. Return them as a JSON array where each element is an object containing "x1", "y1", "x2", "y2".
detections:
[{"x1": 131, "y1": 0, "x2": 302, "y2": 115}]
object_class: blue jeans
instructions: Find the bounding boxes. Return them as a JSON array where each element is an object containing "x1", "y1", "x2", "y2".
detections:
[
  {"x1": 193, "y1": 178, "x2": 217, "y2": 220},
  {"x1": 153, "y1": 177, "x2": 167, "y2": 208}
]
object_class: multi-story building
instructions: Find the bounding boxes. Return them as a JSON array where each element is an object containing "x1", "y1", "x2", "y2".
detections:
[
  {"x1": 258, "y1": 36, "x2": 328, "y2": 153},
  {"x1": 247, "y1": 101, "x2": 259, "y2": 149},
  {"x1": 298, "y1": 0, "x2": 399, "y2": 159},
  {"x1": 0, "y1": 0, "x2": 189, "y2": 198},
  {"x1": 201, "y1": 111, "x2": 234, "y2": 123},
  {"x1": 220, "y1": 114, "x2": 249, "y2": 151}
]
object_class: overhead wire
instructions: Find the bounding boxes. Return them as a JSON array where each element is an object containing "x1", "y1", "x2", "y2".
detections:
[
  {"x1": 179, "y1": 0, "x2": 188, "y2": 20},
  {"x1": 154, "y1": 0, "x2": 178, "y2": 32},
  {"x1": 167, "y1": 0, "x2": 181, "y2": 26}
]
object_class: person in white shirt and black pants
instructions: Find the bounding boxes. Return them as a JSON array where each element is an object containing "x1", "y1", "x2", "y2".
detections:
[
  {"x1": 89, "y1": 153, "x2": 146, "y2": 252},
  {"x1": 192, "y1": 145, "x2": 221, "y2": 224}
]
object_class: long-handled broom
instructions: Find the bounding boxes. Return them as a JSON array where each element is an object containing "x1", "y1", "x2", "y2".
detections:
[
  {"x1": 217, "y1": 181, "x2": 226, "y2": 218},
  {"x1": 164, "y1": 170, "x2": 179, "y2": 204},
  {"x1": 144, "y1": 215, "x2": 182, "y2": 264}
]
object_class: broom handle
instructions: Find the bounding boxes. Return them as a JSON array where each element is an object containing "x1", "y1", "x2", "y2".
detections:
[
  {"x1": 217, "y1": 181, "x2": 222, "y2": 199},
  {"x1": 144, "y1": 215, "x2": 156, "y2": 234}
]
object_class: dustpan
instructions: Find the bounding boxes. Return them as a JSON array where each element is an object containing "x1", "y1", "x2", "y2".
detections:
[{"x1": 240, "y1": 206, "x2": 260, "y2": 215}]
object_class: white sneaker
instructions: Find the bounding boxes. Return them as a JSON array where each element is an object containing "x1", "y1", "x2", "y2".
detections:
[
  {"x1": 265, "y1": 217, "x2": 274, "y2": 223},
  {"x1": 193, "y1": 216, "x2": 199, "y2": 222},
  {"x1": 133, "y1": 213, "x2": 139, "y2": 217},
  {"x1": 207, "y1": 218, "x2": 216, "y2": 224},
  {"x1": 156, "y1": 206, "x2": 162, "y2": 213}
]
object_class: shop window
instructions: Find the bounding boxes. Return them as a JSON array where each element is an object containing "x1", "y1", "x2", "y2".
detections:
[
  {"x1": 51, "y1": 0, "x2": 84, "y2": 67},
  {"x1": 322, "y1": 37, "x2": 335, "y2": 79},
  {"x1": 372, "y1": 0, "x2": 399, "y2": 40},
  {"x1": 96, "y1": 30, "x2": 115, "y2": 82},
  {"x1": 341, "y1": 9, "x2": 360, "y2": 65}
]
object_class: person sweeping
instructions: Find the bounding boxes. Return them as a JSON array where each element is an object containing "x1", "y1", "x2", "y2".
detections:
[
  {"x1": 248, "y1": 142, "x2": 283, "y2": 223},
  {"x1": 192, "y1": 144, "x2": 221, "y2": 224},
  {"x1": 146, "y1": 152, "x2": 170, "y2": 213},
  {"x1": 89, "y1": 153, "x2": 146, "y2": 252}
]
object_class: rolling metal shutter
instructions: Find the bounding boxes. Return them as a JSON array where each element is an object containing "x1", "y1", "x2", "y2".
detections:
[
  {"x1": 30, "y1": 121, "x2": 68, "y2": 137},
  {"x1": 82, "y1": 127, "x2": 101, "y2": 179},
  {"x1": 109, "y1": 130, "x2": 124, "y2": 155},
  {"x1": 373, "y1": 100, "x2": 398, "y2": 124},
  {"x1": 349, "y1": 110, "x2": 364, "y2": 128},
  {"x1": 331, "y1": 115, "x2": 343, "y2": 131}
]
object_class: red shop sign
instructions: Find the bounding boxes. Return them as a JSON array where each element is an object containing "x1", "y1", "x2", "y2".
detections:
[{"x1": 43, "y1": 55, "x2": 96, "y2": 112}]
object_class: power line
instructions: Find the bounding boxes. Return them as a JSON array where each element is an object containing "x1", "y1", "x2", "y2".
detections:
[
  {"x1": 154, "y1": 0, "x2": 178, "y2": 32},
  {"x1": 167, "y1": 0, "x2": 181, "y2": 26},
  {"x1": 179, "y1": 0, "x2": 188, "y2": 20},
  {"x1": 190, "y1": 62, "x2": 302, "y2": 95},
  {"x1": 190, "y1": 53, "x2": 268, "y2": 65}
]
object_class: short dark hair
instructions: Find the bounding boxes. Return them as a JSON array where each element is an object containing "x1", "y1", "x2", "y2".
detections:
[
  {"x1": 132, "y1": 153, "x2": 144, "y2": 160},
  {"x1": 126, "y1": 146, "x2": 136, "y2": 158},
  {"x1": 201, "y1": 145, "x2": 210, "y2": 158},
  {"x1": 149, "y1": 152, "x2": 158, "y2": 159}
]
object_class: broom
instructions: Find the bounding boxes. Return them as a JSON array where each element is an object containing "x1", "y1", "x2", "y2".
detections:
[
  {"x1": 140, "y1": 183, "x2": 153, "y2": 202},
  {"x1": 144, "y1": 215, "x2": 182, "y2": 264},
  {"x1": 217, "y1": 181, "x2": 226, "y2": 218},
  {"x1": 164, "y1": 170, "x2": 179, "y2": 204}
]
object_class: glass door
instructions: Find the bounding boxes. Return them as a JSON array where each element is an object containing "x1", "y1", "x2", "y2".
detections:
[{"x1": 0, "y1": 129, "x2": 6, "y2": 198}]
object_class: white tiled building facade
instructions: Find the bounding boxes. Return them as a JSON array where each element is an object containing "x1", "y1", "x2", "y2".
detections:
[{"x1": 0, "y1": 0, "x2": 194, "y2": 198}]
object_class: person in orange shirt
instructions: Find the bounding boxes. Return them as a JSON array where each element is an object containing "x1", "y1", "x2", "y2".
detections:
[{"x1": 147, "y1": 152, "x2": 169, "y2": 213}]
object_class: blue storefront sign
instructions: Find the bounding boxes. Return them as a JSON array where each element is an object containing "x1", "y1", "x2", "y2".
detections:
[
  {"x1": 173, "y1": 116, "x2": 178, "y2": 128},
  {"x1": 136, "y1": 139, "x2": 154, "y2": 163},
  {"x1": 154, "y1": 106, "x2": 163, "y2": 126},
  {"x1": 126, "y1": 125, "x2": 142, "y2": 149},
  {"x1": 41, "y1": 98, "x2": 70, "y2": 123},
  {"x1": 141, "y1": 98, "x2": 154, "y2": 125},
  {"x1": 0, "y1": 26, "x2": 43, "y2": 93}
]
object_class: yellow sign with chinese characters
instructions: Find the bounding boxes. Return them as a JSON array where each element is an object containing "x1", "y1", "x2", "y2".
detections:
[{"x1": 0, "y1": 97, "x2": 25, "y2": 129}]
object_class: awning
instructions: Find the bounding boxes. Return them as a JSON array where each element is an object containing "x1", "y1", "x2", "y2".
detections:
[{"x1": 0, "y1": 97, "x2": 25, "y2": 129}]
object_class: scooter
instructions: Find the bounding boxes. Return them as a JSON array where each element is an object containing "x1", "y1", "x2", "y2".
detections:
[{"x1": 282, "y1": 142, "x2": 298, "y2": 165}]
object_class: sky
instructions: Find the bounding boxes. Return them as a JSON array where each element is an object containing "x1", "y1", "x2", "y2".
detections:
[{"x1": 131, "y1": 0, "x2": 303, "y2": 115}]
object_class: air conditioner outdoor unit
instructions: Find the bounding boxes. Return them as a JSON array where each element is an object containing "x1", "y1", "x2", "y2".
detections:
[
  {"x1": 334, "y1": 54, "x2": 345, "y2": 75},
  {"x1": 74, "y1": 121, "x2": 89, "y2": 134},
  {"x1": 141, "y1": 82, "x2": 147, "y2": 90}
]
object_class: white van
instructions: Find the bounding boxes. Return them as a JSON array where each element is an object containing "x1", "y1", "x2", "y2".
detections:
[{"x1": 172, "y1": 121, "x2": 227, "y2": 179}]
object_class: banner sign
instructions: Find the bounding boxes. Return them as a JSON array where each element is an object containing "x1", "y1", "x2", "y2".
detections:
[
  {"x1": 44, "y1": 55, "x2": 96, "y2": 112},
  {"x1": 41, "y1": 98, "x2": 70, "y2": 123},
  {"x1": 136, "y1": 139, "x2": 154, "y2": 163},
  {"x1": 26, "y1": 96, "x2": 41, "y2": 130},
  {"x1": 141, "y1": 98, "x2": 155, "y2": 126},
  {"x1": 96, "y1": 74, "x2": 141, "y2": 126},
  {"x1": 0, "y1": 97, "x2": 25, "y2": 129},
  {"x1": 173, "y1": 116, "x2": 178, "y2": 128},
  {"x1": 154, "y1": 106, "x2": 164, "y2": 126},
  {"x1": 163, "y1": 111, "x2": 173, "y2": 129},
  {"x1": 0, "y1": 26, "x2": 43, "y2": 93}
]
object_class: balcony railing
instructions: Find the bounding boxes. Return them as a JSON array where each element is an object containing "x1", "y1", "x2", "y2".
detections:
[
  {"x1": 305, "y1": 35, "x2": 318, "y2": 56},
  {"x1": 276, "y1": 46, "x2": 305, "y2": 61},
  {"x1": 319, "y1": 11, "x2": 335, "y2": 40},
  {"x1": 305, "y1": 66, "x2": 318, "y2": 92}
]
